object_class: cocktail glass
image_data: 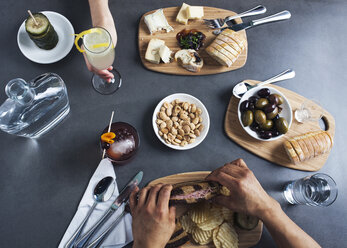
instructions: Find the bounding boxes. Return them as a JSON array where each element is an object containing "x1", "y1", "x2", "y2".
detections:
[{"x1": 83, "y1": 27, "x2": 121, "y2": 95}]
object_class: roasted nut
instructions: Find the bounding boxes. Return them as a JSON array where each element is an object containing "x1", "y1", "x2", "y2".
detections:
[
  {"x1": 172, "y1": 117, "x2": 178, "y2": 122},
  {"x1": 178, "y1": 129, "x2": 185, "y2": 136},
  {"x1": 192, "y1": 117, "x2": 199, "y2": 125},
  {"x1": 171, "y1": 127, "x2": 178, "y2": 136},
  {"x1": 199, "y1": 116, "x2": 203, "y2": 123},
  {"x1": 160, "y1": 106, "x2": 165, "y2": 112},
  {"x1": 190, "y1": 123, "x2": 196, "y2": 130},
  {"x1": 196, "y1": 108, "x2": 202, "y2": 115},
  {"x1": 189, "y1": 133, "x2": 196, "y2": 139},
  {"x1": 163, "y1": 102, "x2": 170, "y2": 108},
  {"x1": 166, "y1": 107, "x2": 172, "y2": 117},
  {"x1": 191, "y1": 104, "x2": 197, "y2": 113},
  {"x1": 161, "y1": 128, "x2": 169, "y2": 134},
  {"x1": 159, "y1": 122, "x2": 166, "y2": 129},
  {"x1": 158, "y1": 131, "x2": 163, "y2": 136},
  {"x1": 183, "y1": 125, "x2": 191, "y2": 134},
  {"x1": 181, "y1": 141, "x2": 188, "y2": 146},
  {"x1": 198, "y1": 124, "x2": 204, "y2": 132},
  {"x1": 189, "y1": 113, "x2": 195, "y2": 119},
  {"x1": 177, "y1": 135, "x2": 183, "y2": 140},
  {"x1": 163, "y1": 133, "x2": 168, "y2": 140},
  {"x1": 174, "y1": 138, "x2": 182, "y2": 144},
  {"x1": 183, "y1": 102, "x2": 189, "y2": 110},
  {"x1": 194, "y1": 130, "x2": 200, "y2": 137},
  {"x1": 188, "y1": 138, "x2": 195, "y2": 144},
  {"x1": 160, "y1": 111, "x2": 169, "y2": 121}
]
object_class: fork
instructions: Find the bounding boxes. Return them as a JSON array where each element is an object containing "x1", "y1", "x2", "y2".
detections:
[{"x1": 204, "y1": 5, "x2": 266, "y2": 29}]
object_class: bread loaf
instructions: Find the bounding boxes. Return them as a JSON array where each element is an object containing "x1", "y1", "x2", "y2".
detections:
[
  {"x1": 205, "y1": 29, "x2": 246, "y2": 67},
  {"x1": 284, "y1": 131, "x2": 333, "y2": 164}
]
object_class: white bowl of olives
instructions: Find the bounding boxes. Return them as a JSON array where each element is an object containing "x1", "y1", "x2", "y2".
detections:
[{"x1": 238, "y1": 86, "x2": 292, "y2": 141}]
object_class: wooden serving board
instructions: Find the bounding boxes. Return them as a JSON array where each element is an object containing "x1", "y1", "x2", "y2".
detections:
[
  {"x1": 149, "y1": 171, "x2": 263, "y2": 248},
  {"x1": 138, "y1": 7, "x2": 248, "y2": 75},
  {"x1": 224, "y1": 80, "x2": 335, "y2": 171}
]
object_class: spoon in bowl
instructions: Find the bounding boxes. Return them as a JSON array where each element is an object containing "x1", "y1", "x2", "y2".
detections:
[
  {"x1": 233, "y1": 69, "x2": 295, "y2": 99},
  {"x1": 64, "y1": 176, "x2": 115, "y2": 248}
]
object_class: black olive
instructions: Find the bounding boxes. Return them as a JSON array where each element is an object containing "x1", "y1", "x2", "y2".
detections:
[
  {"x1": 102, "y1": 142, "x2": 110, "y2": 150},
  {"x1": 263, "y1": 103, "x2": 277, "y2": 114},
  {"x1": 272, "y1": 130, "x2": 281, "y2": 137},
  {"x1": 278, "y1": 106, "x2": 283, "y2": 113},
  {"x1": 194, "y1": 53, "x2": 201, "y2": 63},
  {"x1": 250, "y1": 122, "x2": 260, "y2": 132},
  {"x1": 249, "y1": 96, "x2": 259, "y2": 104},
  {"x1": 268, "y1": 94, "x2": 279, "y2": 105},
  {"x1": 273, "y1": 114, "x2": 280, "y2": 120},
  {"x1": 257, "y1": 88, "x2": 271, "y2": 98},
  {"x1": 259, "y1": 130, "x2": 273, "y2": 139},
  {"x1": 240, "y1": 100, "x2": 250, "y2": 112},
  {"x1": 248, "y1": 102, "x2": 255, "y2": 111}
]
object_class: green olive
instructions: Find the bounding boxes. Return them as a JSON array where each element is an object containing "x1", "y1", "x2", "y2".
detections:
[
  {"x1": 254, "y1": 110, "x2": 266, "y2": 125},
  {"x1": 266, "y1": 107, "x2": 279, "y2": 120},
  {"x1": 274, "y1": 94, "x2": 284, "y2": 105},
  {"x1": 242, "y1": 110, "x2": 254, "y2": 127},
  {"x1": 255, "y1": 98, "x2": 269, "y2": 109},
  {"x1": 260, "y1": 119, "x2": 274, "y2": 131},
  {"x1": 276, "y1": 117, "x2": 289, "y2": 134}
]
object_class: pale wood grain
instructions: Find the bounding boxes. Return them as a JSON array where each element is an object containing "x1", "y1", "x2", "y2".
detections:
[
  {"x1": 149, "y1": 172, "x2": 263, "y2": 248},
  {"x1": 138, "y1": 7, "x2": 248, "y2": 75},
  {"x1": 224, "y1": 80, "x2": 336, "y2": 171}
]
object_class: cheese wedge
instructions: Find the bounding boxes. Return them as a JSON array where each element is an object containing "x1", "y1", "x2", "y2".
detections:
[
  {"x1": 145, "y1": 38, "x2": 165, "y2": 64},
  {"x1": 176, "y1": 3, "x2": 190, "y2": 24},
  {"x1": 144, "y1": 9, "x2": 173, "y2": 34},
  {"x1": 159, "y1": 45, "x2": 172, "y2": 63},
  {"x1": 205, "y1": 46, "x2": 233, "y2": 67},
  {"x1": 187, "y1": 6, "x2": 204, "y2": 19}
]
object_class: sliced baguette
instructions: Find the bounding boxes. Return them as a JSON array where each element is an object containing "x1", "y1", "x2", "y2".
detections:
[
  {"x1": 221, "y1": 29, "x2": 247, "y2": 49},
  {"x1": 205, "y1": 46, "x2": 233, "y2": 67},
  {"x1": 321, "y1": 131, "x2": 332, "y2": 151},
  {"x1": 218, "y1": 33, "x2": 243, "y2": 53},
  {"x1": 289, "y1": 139, "x2": 306, "y2": 162},
  {"x1": 296, "y1": 137, "x2": 312, "y2": 160},
  {"x1": 317, "y1": 132, "x2": 329, "y2": 154},
  {"x1": 210, "y1": 43, "x2": 237, "y2": 63},
  {"x1": 324, "y1": 131, "x2": 334, "y2": 149},
  {"x1": 311, "y1": 132, "x2": 324, "y2": 155},
  {"x1": 284, "y1": 141, "x2": 300, "y2": 164},
  {"x1": 302, "y1": 135, "x2": 315, "y2": 159},
  {"x1": 306, "y1": 132, "x2": 321, "y2": 157},
  {"x1": 213, "y1": 38, "x2": 240, "y2": 58}
]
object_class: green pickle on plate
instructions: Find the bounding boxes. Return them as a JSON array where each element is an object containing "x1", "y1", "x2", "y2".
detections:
[{"x1": 25, "y1": 13, "x2": 59, "y2": 50}]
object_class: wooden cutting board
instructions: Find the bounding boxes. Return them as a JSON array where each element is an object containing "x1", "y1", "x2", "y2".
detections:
[
  {"x1": 149, "y1": 171, "x2": 263, "y2": 248},
  {"x1": 138, "y1": 7, "x2": 248, "y2": 75},
  {"x1": 224, "y1": 80, "x2": 335, "y2": 171}
]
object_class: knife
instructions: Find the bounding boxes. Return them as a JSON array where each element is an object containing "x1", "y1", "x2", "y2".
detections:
[
  {"x1": 213, "y1": 10, "x2": 291, "y2": 35},
  {"x1": 74, "y1": 171, "x2": 143, "y2": 248}
]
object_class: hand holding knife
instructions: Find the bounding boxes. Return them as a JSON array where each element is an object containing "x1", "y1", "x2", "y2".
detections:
[{"x1": 74, "y1": 171, "x2": 143, "y2": 248}]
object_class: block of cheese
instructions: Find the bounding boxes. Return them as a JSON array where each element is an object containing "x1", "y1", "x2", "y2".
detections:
[
  {"x1": 144, "y1": 9, "x2": 173, "y2": 34},
  {"x1": 176, "y1": 3, "x2": 190, "y2": 25},
  {"x1": 187, "y1": 6, "x2": 204, "y2": 19},
  {"x1": 145, "y1": 38, "x2": 165, "y2": 64},
  {"x1": 159, "y1": 45, "x2": 172, "y2": 63}
]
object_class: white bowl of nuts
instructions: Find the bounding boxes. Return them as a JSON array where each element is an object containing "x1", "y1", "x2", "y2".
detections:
[{"x1": 152, "y1": 93, "x2": 210, "y2": 150}]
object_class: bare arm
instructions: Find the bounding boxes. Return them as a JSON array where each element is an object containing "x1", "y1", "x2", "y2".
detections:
[
  {"x1": 206, "y1": 159, "x2": 320, "y2": 248},
  {"x1": 85, "y1": 0, "x2": 117, "y2": 82}
]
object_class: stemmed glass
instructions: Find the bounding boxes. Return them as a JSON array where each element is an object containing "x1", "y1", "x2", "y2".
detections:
[{"x1": 82, "y1": 27, "x2": 122, "y2": 95}]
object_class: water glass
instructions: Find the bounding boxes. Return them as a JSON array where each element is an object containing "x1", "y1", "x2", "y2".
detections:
[{"x1": 283, "y1": 173, "x2": 338, "y2": 206}]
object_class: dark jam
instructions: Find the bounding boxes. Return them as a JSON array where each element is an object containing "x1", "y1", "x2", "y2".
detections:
[
  {"x1": 101, "y1": 122, "x2": 139, "y2": 164},
  {"x1": 176, "y1": 29, "x2": 206, "y2": 51}
]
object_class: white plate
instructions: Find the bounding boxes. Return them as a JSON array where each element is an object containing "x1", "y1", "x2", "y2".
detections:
[
  {"x1": 237, "y1": 86, "x2": 293, "y2": 141},
  {"x1": 152, "y1": 93, "x2": 210, "y2": 150},
  {"x1": 17, "y1": 11, "x2": 75, "y2": 64}
]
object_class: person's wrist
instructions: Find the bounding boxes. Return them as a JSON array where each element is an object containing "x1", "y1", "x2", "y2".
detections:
[{"x1": 256, "y1": 197, "x2": 281, "y2": 221}]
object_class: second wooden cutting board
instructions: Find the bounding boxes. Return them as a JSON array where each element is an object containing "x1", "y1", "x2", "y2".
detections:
[
  {"x1": 138, "y1": 6, "x2": 248, "y2": 75},
  {"x1": 149, "y1": 172, "x2": 263, "y2": 248}
]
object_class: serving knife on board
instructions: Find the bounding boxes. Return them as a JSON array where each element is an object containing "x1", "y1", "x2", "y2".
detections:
[
  {"x1": 213, "y1": 10, "x2": 291, "y2": 35},
  {"x1": 74, "y1": 171, "x2": 143, "y2": 248}
]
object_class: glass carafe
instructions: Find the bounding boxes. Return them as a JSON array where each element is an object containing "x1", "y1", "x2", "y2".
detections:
[{"x1": 0, "y1": 73, "x2": 70, "y2": 138}]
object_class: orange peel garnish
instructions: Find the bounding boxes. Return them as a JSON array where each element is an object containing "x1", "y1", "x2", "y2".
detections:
[
  {"x1": 74, "y1": 28, "x2": 101, "y2": 53},
  {"x1": 101, "y1": 132, "x2": 116, "y2": 144}
]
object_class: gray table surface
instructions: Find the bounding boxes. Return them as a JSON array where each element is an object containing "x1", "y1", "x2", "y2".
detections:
[{"x1": 1, "y1": 0, "x2": 346, "y2": 247}]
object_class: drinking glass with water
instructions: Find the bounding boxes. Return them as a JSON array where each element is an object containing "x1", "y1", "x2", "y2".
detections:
[{"x1": 283, "y1": 173, "x2": 337, "y2": 206}]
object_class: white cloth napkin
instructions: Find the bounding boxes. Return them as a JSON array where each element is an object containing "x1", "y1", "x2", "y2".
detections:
[{"x1": 59, "y1": 159, "x2": 133, "y2": 248}]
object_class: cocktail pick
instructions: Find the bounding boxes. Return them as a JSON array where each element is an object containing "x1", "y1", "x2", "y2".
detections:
[
  {"x1": 27, "y1": 10, "x2": 38, "y2": 26},
  {"x1": 102, "y1": 111, "x2": 115, "y2": 159}
]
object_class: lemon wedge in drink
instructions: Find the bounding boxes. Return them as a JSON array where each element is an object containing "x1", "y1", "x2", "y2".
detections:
[{"x1": 74, "y1": 28, "x2": 101, "y2": 53}]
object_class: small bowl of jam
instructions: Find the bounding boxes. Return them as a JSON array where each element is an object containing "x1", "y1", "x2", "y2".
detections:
[{"x1": 100, "y1": 122, "x2": 140, "y2": 165}]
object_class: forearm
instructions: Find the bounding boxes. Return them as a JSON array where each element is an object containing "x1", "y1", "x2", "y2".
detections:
[
  {"x1": 260, "y1": 199, "x2": 320, "y2": 248},
  {"x1": 88, "y1": 0, "x2": 117, "y2": 45}
]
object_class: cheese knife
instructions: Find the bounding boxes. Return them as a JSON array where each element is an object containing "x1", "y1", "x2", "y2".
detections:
[
  {"x1": 213, "y1": 10, "x2": 291, "y2": 35},
  {"x1": 74, "y1": 171, "x2": 143, "y2": 248}
]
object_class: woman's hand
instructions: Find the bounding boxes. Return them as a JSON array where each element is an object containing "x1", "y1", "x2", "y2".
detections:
[
  {"x1": 83, "y1": 52, "x2": 114, "y2": 83},
  {"x1": 130, "y1": 184, "x2": 176, "y2": 248}
]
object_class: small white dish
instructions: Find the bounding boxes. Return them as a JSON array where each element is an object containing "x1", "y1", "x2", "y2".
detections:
[
  {"x1": 237, "y1": 86, "x2": 293, "y2": 141},
  {"x1": 152, "y1": 93, "x2": 210, "y2": 150},
  {"x1": 17, "y1": 11, "x2": 75, "y2": 64}
]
